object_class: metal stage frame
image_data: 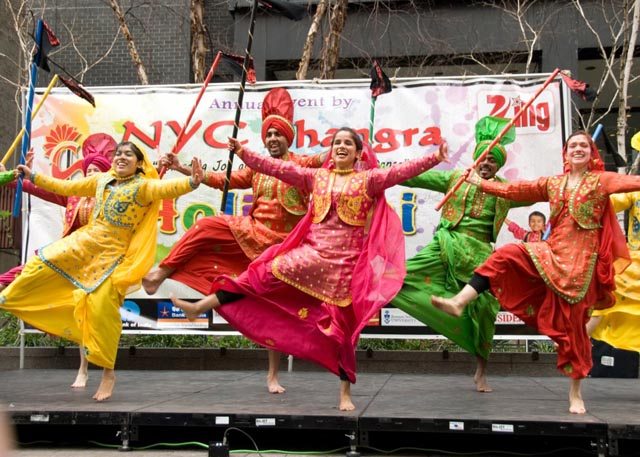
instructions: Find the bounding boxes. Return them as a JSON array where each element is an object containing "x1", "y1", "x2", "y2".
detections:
[{"x1": 1, "y1": 370, "x2": 638, "y2": 456}]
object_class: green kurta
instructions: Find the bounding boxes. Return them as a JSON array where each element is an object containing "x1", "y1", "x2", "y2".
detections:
[{"x1": 392, "y1": 169, "x2": 517, "y2": 359}]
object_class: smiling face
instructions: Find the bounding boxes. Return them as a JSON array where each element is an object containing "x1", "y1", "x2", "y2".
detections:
[
  {"x1": 331, "y1": 130, "x2": 361, "y2": 170},
  {"x1": 264, "y1": 127, "x2": 289, "y2": 158},
  {"x1": 475, "y1": 154, "x2": 499, "y2": 179},
  {"x1": 112, "y1": 144, "x2": 142, "y2": 177},
  {"x1": 528, "y1": 215, "x2": 545, "y2": 232},
  {"x1": 565, "y1": 133, "x2": 593, "y2": 171}
]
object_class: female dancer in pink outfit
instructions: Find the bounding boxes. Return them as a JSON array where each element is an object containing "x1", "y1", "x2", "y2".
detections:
[{"x1": 172, "y1": 127, "x2": 448, "y2": 410}]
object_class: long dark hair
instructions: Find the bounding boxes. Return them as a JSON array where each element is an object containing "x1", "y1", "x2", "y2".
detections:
[
  {"x1": 115, "y1": 141, "x2": 146, "y2": 174},
  {"x1": 331, "y1": 127, "x2": 364, "y2": 152}
]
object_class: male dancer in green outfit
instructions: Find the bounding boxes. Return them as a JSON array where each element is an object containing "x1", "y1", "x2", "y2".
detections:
[{"x1": 393, "y1": 116, "x2": 526, "y2": 392}]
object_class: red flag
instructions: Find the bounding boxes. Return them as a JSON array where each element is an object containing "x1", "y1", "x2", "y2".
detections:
[
  {"x1": 220, "y1": 52, "x2": 257, "y2": 84},
  {"x1": 34, "y1": 20, "x2": 60, "y2": 72},
  {"x1": 370, "y1": 60, "x2": 392, "y2": 98},
  {"x1": 560, "y1": 72, "x2": 596, "y2": 102},
  {"x1": 58, "y1": 76, "x2": 96, "y2": 107}
]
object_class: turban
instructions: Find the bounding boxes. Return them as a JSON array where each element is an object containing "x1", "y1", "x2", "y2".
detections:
[
  {"x1": 82, "y1": 153, "x2": 112, "y2": 175},
  {"x1": 261, "y1": 88, "x2": 295, "y2": 146},
  {"x1": 472, "y1": 116, "x2": 515, "y2": 169},
  {"x1": 81, "y1": 133, "x2": 117, "y2": 175}
]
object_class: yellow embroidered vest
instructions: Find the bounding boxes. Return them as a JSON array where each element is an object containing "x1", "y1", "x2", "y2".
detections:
[
  {"x1": 548, "y1": 172, "x2": 607, "y2": 229},
  {"x1": 311, "y1": 169, "x2": 373, "y2": 226}
]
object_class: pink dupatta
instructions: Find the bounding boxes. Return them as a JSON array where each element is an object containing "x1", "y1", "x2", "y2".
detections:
[{"x1": 211, "y1": 143, "x2": 406, "y2": 382}]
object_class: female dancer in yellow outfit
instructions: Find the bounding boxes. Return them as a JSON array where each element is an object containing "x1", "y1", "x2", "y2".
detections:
[
  {"x1": 1, "y1": 142, "x2": 204, "y2": 401},
  {"x1": 587, "y1": 191, "x2": 640, "y2": 351}
]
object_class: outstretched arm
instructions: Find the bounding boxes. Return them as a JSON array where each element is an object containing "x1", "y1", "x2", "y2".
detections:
[
  {"x1": 367, "y1": 141, "x2": 447, "y2": 196},
  {"x1": 138, "y1": 157, "x2": 204, "y2": 204},
  {"x1": 19, "y1": 164, "x2": 98, "y2": 197},
  {"x1": 600, "y1": 172, "x2": 640, "y2": 196},
  {"x1": 468, "y1": 170, "x2": 549, "y2": 203},
  {"x1": 229, "y1": 138, "x2": 314, "y2": 192}
]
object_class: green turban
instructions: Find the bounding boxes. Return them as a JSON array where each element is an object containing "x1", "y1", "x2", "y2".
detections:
[
  {"x1": 472, "y1": 116, "x2": 516, "y2": 169},
  {"x1": 0, "y1": 171, "x2": 15, "y2": 187}
]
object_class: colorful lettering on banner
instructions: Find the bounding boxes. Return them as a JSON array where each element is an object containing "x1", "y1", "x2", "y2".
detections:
[
  {"x1": 479, "y1": 87, "x2": 555, "y2": 134},
  {"x1": 22, "y1": 77, "x2": 566, "y2": 335}
]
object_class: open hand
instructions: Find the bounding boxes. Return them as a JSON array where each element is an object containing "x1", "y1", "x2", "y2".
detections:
[
  {"x1": 190, "y1": 157, "x2": 204, "y2": 187},
  {"x1": 436, "y1": 141, "x2": 449, "y2": 163}
]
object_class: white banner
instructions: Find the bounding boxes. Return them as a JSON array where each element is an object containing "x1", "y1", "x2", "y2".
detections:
[{"x1": 24, "y1": 75, "x2": 568, "y2": 332}]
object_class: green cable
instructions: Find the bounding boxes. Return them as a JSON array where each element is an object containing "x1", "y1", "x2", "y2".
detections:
[{"x1": 230, "y1": 447, "x2": 349, "y2": 455}]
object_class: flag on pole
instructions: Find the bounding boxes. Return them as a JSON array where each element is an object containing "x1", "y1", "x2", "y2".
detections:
[
  {"x1": 220, "y1": 52, "x2": 257, "y2": 84},
  {"x1": 560, "y1": 71, "x2": 596, "y2": 102},
  {"x1": 58, "y1": 75, "x2": 96, "y2": 107},
  {"x1": 370, "y1": 60, "x2": 392, "y2": 98},
  {"x1": 34, "y1": 20, "x2": 60, "y2": 72}
]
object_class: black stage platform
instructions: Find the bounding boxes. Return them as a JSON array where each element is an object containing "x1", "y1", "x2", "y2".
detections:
[{"x1": 1, "y1": 370, "x2": 638, "y2": 456}]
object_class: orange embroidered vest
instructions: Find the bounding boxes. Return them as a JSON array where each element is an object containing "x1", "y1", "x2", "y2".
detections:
[
  {"x1": 62, "y1": 196, "x2": 95, "y2": 237},
  {"x1": 547, "y1": 172, "x2": 607, "y2": 229},
  {"x1": 311, "y1": 169, "x2": 373, "y2": 226},
  {"x1": 250, "y1": 151, "x2": 309, "y2": 216}
]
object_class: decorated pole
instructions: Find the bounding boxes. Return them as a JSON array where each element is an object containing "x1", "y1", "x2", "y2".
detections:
[
  {"x1": 435, "y1": 68, "x2": 561, "y2": 211},
  {"x1": 2, "y1": 74, "x2": 59, "y2": 166},
  {"x1": 159, "y1": 51, "x2": 223, "y2": 178},
  {"x1": 13, "y1": 20, "x2": 45, "y2": 217},
  {"x1": 368, "y1": 60, "x2": 392, "y2": 142},
  {"x1": 220, "y1": 0, "x2": 260, "y2": 213}
]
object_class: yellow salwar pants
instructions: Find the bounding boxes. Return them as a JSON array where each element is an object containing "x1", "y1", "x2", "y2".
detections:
[
  {"x1": 0, "y1": 256, "x2": 124, "y2": 369},
  {"x1": 592, "y1": 250, "x2": 640, "y2": 352}
]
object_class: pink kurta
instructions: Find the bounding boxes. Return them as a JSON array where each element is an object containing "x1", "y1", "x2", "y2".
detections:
[
  {"x1": 211, "y1": 147, "x2": 440, "y2": 382},
  {"x1": 272, "y1": 193, "x2": 365, "y2": 306}
]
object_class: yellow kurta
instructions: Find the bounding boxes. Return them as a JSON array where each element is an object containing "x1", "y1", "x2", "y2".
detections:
[
  {"x1": 0, "y1": 171, "x2": 195, "y2": 368},
  {"x1": 591, "y1": 191, "x2": 640, "y2": 351}
]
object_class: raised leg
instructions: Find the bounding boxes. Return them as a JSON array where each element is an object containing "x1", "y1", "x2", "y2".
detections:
[
  {"x1": 170, "y1": 293, "x2": 220, "y2": 321},
  {"x1": 71, "y1": 347, "x2": 89, "y2": 388},
  {"x1": 432, "y1": 284, "x2": 479, "y2": 317},
  {"x1": 142, "y1": 266, "x2": 174, "y2": 295}
]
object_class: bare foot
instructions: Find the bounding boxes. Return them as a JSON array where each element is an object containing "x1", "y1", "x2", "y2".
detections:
[
  {"x1": 267, "y1": 375, "x2": 286, "y2": 394},
  {"x1": 142, "y1": 267, "x2": 171, "y2": 295},
  {"x1": 569, "y1": 379, "x2": 586, "y2": 414},
  {"x1": 569, "y1": 397, "x2": 586, "y2": 414},
  {"x1": 170, "y1": 295, "x2": 204, "y2": 321},
  {"x1": 473, "y1": 374, "x2": 493, "y2": 393},
  {"x1": 71, "y1": 371, "x2": 88, "y2": 389},
  {"x1": 431, "y1": 295, "x2": 463, "y2": 317},
  {"x1": 93, "y1": 370, "x2": 116, "y2": 402},
  {"x1": 339, "y1": 381, "x2": 355, "y2": 411},
  {"x1": 339, "y1": 398, "x2": 356, "y2": 411}
]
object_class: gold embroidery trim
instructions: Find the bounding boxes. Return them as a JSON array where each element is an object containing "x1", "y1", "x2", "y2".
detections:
[{"x1": 272, "y1": 256, "x2": 353, "y2": 307}]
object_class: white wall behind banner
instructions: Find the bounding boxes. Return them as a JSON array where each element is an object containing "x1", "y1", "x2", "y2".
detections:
[{"x1": 24, "y1": 74, "x2": 568, "y2": 308}]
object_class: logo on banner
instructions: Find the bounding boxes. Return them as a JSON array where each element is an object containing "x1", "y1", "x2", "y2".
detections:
[{"x1": 478, "y1": 90, "x2": 555, "y2": 134}]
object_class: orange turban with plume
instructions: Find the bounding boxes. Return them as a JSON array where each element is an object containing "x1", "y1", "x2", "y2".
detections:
[{"x1": 261, "y1": 88, "x2": 295, "y2": 146}]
